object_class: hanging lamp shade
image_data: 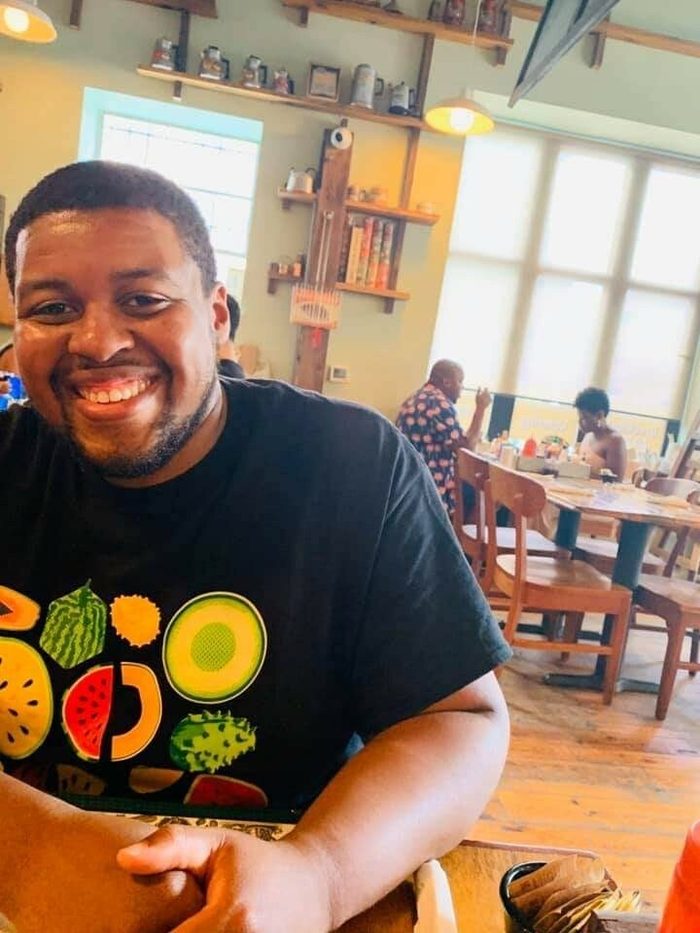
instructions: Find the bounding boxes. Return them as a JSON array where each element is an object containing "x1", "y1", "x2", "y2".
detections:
[
  {"x1": 0, "y1": 0, "x2": 56, "y2": 42},
  {"x1": 425, "y1": 95, "x2": 494, "y2": 136}
]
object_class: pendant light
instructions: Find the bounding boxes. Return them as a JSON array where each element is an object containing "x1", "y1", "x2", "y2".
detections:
[
  {"x1": 0, "y1": 0, "x2": 56, "y2": 43},
  {"x1": 425, "y1": 0, "x2": 494, "y2": 137}
]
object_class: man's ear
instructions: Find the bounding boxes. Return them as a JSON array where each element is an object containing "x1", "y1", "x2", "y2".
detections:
[{"x1": 211, "y1": 283, "x2": 230, "y2": 347}]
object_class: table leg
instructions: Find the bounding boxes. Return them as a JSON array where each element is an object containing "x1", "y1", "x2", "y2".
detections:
[
  {"x1": 554, "y1": 508, "x2": 580, "y2": 551},
  {"x1": 545, "y1": 520, "x2": 656, "y2": 694}
]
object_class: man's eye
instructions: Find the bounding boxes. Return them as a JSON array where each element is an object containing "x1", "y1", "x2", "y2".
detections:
[
  {"x1": 122, "y1": 295, "x2": 170, "y2": 312},
  {"x1": 28, "y1": 302, "x2": 75, "y2": 321}
]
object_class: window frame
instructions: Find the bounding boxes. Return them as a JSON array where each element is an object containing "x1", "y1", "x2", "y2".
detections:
[{"x1": 441, "y1": 125, "x2": 700, "y2": 420}]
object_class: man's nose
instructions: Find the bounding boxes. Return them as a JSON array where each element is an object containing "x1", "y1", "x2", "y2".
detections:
[{"x1": 66, "y1": 304, "x2": 135, "y2": 361}]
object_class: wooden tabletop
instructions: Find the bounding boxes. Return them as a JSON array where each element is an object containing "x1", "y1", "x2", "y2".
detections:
[
  {"x1": 109, "y1": 810, "x2": 602, "y2": 932},
  {"x1": 343, "y1": 839, "x2": 599, "y2": 932},
  {"x1": 537, "y1": 476, "x2": 700, "y2": 530}
]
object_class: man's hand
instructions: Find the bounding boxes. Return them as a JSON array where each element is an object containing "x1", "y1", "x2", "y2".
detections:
[
  {"x1": 118, "y1": 824, "x2": 334, "y2": 933},
  {"x1": 475, "y1": 387, "x2": 492, "y2": 411}
]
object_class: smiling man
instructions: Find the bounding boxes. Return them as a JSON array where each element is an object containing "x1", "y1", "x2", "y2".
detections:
[{"x1": 0, "y1": 161, "x2": 510, "y2": 933}]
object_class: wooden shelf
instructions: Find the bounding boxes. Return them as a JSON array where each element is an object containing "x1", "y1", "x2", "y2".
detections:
[
  {"x1": 345, "y1": 198, "x2": 439, "y2": 226},
  {"x1": 276, "y1": 189, "x2": 439, "y2": 225},
  {"x1": 136, "y1": 66, "x2": 428, "y2": 130},
  {"x1": 267, "y1": 272, "x2": 408, "y2": 303},
  {"x1": 338, "y1": 282, "x2": 409, "y2": 301},
  {"x1": 281, "y1": 0, "x2": 513, "y2": 51}
]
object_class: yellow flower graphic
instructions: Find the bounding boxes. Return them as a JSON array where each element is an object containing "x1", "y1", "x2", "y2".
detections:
[{"x1": 111, "y1": 595, "x2": 161, "y2": 648}]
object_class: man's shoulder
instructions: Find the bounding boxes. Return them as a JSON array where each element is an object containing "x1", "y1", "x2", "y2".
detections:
[
  {"x1": 227, "y1": 378, "x2": 396, "y2": 433},
  {"x1": 0, "y1": 404, "x2": 51, "y2": 457}
]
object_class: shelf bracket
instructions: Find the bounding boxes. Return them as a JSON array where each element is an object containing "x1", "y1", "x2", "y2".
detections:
[
  {"x1": 299, "y1": 6, "x2": 309, "y2": 26},
  {"x1": 173, "y1": 10, "x2": 191, "y2": 101},
  {"x1": 589, "y1": 14, "x2": 610, "y2": 69},
  {"x1": 494, "y1": 7, "x2": 512, "y2": 67},
  {"x1": 69, "y1": 0, "x2": 83, "y2": 29}
]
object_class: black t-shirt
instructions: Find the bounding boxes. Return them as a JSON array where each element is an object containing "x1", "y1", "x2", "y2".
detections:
[
  {"x1": 218, "y1": 359, "x2": 245, "y2": 379},
  {"x1": 0, "y1": 379, "x2": 510, "y2": 811}
]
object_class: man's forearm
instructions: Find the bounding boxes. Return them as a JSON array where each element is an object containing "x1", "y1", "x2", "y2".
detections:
[
  {"x1": 464, "y1": 405, "x2": 488, "y2": 450},
  {"x1": 287, "y1": 678, "x2": 509, "y2": 929},
  {"x1": 0, "y1": 772, "x2": 202, "y2": 932}
]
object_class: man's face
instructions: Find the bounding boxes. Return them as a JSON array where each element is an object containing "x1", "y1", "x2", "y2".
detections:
[
  {"x1": 13, "y1": 207, "x2": 228, "y2": 481},
  {"x1": 578, "y1": 409, "x2": 600, "y2": 434},
  {"x1": 444, "y1": 369, "x2": 464, "y2": 404}
]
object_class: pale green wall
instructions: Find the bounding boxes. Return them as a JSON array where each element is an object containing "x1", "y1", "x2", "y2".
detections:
[{"x1": 2, "y1": 0, "x2": 700, "y2": 418}]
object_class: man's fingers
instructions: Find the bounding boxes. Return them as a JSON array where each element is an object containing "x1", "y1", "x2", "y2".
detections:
[{"x1": 117, "y1": 825, "x2": 223, "y2": 879}]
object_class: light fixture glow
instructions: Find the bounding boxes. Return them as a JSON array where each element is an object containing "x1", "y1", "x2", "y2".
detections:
[
  {"x1": 3, "y1": 5, "x2": 29, "y2": 32},
  {"x1": 0, "y1": 0, "x2": 56, "y2": 42},
  {"x1": 425, "y1": 96, "x2": 494, "y2": 137}
]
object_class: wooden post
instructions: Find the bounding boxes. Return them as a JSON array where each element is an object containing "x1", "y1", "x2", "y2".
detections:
[{"x1": 292, "y1": 126, "x2": 353, "y2": 391}]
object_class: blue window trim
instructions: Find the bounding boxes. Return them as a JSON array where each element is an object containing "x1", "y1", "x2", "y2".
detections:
[{"x1": 78, "y1": 87, "x2": 263, "y2": 160}]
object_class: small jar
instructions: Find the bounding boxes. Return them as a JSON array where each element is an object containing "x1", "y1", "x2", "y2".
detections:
[
  {"x1": 442, "y1": 0, "x2": 465, "y2": 26},
  {"x1": 660, "y1": 822, "x2": 700, "y2": 931}
]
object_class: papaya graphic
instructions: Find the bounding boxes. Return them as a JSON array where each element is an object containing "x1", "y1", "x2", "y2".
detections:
[
  {"x1": 62, "y1": 662, "x2": 161, "y2": 762},
  {"x1": 0, "y1": 587, "x2": 40, "y2": 632},
  {"x1": 40, "y1": 581, "x2": 106, "y2": 669}
]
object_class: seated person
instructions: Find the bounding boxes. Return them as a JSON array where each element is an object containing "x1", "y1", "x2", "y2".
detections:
[
  {"x1": 0, "y1": 161, "x2": 510, "y2": 932},
  {"x1": 218, "y1": 294, "x2": 245, "y2": 379},
  {"x1": 396, "y1": 359, "x2": 491, "y2": 517},
  {"x1": 574, "y1": 386, "x2": 627, "y2": 480}
]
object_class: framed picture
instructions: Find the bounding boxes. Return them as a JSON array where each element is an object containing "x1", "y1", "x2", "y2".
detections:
[{"x1": 307, "y1": 64, "x2": 341, "y2": 102}]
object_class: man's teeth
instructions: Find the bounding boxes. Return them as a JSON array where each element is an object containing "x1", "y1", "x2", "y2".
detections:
[{"x1": 79, "y1": 380, "x2": 150, "y2": 404}]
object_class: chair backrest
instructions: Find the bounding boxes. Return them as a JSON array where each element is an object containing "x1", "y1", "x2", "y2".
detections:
[
  {"x1": 453, "y1": 448, "x2": 490, "y2": 557},
  {"x1": 484, "y1": 464, "x2": 547, "y2": 589},
  {"x1": 646, "y1": 477, "x2": 700, "y2": 499}
]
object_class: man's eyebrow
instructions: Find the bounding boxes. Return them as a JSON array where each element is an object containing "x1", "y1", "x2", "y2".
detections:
[
  {"x1": 110, "y1": 268, "x2": 176, "y2": 284},
  {"x1": 17, "y1": 278, "x2": 71, "y2": 301}
]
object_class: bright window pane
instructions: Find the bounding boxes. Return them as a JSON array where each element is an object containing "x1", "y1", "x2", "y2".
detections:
[
  {"x1": 450, "y1": 133, "x2": 543, "y2": 261},
  {"x1": 608, "y1": 290, "x2": 696, "y2": 418},
  {"x1": 631, "y1": 167, "x2": 700, "y2": 290},
  {"x1": 99, "y1": 114, "x2": 259, "y2": 276},
  {"x1": 540, "y1": 149, "x2": 631, "y2": 275},
  {"x1": 517, "y1": 276, "x2": 606, "y2": 402},
  {"x1": 431, "y1": 259, "x2": 519, "y2": 390}
]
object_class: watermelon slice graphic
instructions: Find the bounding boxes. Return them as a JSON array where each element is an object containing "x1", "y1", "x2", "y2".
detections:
[{"x1": 62, "y1": 665, "x2": 113, "y2": 760}]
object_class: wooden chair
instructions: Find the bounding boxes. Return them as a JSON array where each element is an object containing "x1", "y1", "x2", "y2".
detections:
[
  {"x1": 485, "y1": 463, "x2": 632, "y2": 704},
  {"x1": 573, "y1": 478, "x2": 700, "y2": 577},
  {"x1": 453, "y1": 449, "x2": 557, "y2": 594},
  {"x1": 631, "y1": 489, "x2": 700, "y2": 720}
]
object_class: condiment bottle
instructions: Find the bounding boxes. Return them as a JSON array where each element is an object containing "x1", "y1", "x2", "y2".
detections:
[
  {"x1": 660, "y1": 821, "x2": 700, "y2": 931},
  {"x1": 522, "y1": 437, "x2": 537, "y2": 458}
]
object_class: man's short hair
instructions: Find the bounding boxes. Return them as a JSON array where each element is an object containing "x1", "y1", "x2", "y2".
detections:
[
  {"x1": 4, "y1": 161, "x2": 217, "y2": 295},
  {"x1": 226, "y1": 295, "x2": 241, "y2": 343},
  {"x1": 574, "y1": 386, "x2": 610, "y2": 416}
]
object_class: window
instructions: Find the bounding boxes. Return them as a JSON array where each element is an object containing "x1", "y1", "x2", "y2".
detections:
[
  {"x1": 432, "y1": 129, "x2": 700, "y2": 420},
  {"x1": 79, "y1": 88, "x2": 262, "y2": 299}
]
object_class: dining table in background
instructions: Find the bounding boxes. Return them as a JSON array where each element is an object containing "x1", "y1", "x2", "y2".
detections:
[{"x1": 537, "y1": 476, "x2": 700, "y2": 694}]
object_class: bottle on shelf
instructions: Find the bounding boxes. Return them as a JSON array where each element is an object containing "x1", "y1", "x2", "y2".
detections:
[{"x1": 660, "y1": 821, "x2": 700, "y2": 932}]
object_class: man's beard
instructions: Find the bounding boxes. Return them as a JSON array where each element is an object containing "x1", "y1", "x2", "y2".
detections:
[{"x1": 57, "y1": 373, "x2": 219, "y2": 480}]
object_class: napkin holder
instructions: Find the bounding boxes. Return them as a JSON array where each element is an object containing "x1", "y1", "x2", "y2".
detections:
[
  {"x1": 516, "y1": 456, "x2": 548, "y2": 474},
  {"x1": 556, "y1": 461, "x2": 592, "y2": 480}
]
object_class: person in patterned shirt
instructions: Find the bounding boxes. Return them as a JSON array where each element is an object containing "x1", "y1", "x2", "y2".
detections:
[{"x1": 396, "y1": 359, "x2": 492, "y2": 516}]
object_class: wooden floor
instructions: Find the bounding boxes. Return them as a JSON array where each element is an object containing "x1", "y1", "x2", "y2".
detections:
[{"x1": 472, "y1": 616, "x2": 700, "y2": 911}]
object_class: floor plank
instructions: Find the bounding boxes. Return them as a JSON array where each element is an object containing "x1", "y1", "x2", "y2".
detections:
[{"x1": 473, "y1": 619, "x2": 700, "y2": 911}]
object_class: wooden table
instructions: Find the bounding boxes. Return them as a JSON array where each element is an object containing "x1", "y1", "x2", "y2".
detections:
[
  {"x1": 109, "y1": 806, "x2": 600, "y2": 932},
  {"x1": 344, "y1": 839, "x2": 603, "y2": 932},
  {"x1": 537, "y1": 477, "x2": 700, "y2": 693}
]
